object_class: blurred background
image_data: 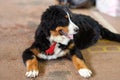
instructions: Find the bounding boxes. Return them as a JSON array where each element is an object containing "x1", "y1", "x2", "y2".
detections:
[{"x1": 0, "y1": 0, "x2": 120, "y2": 80}]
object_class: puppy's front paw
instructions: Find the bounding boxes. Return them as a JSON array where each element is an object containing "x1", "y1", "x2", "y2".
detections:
[
  {"x1": 25, "y1": 57, "x2": 39, "y2": 78},
  {"x1": 25, "y1": 70, "x2": 39, "y2": 78},
  {"x1": 78, "y1": 68, "x2": 92, "y2": 78}
]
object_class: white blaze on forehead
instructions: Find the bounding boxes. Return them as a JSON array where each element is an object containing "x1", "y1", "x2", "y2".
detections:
[
  {"x1": 66, "y1": 12, "x2": 79, "y2": 34},
  {"x1": 66, "y1": 12, "x2": 71, "y2": 22}
]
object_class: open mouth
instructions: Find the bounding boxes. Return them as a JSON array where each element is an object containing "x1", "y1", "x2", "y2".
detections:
[{"x1": 59, "y1": 30, "x2": 74, "y2": 39}]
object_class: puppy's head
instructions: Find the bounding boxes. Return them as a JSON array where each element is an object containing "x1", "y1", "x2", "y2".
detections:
[{"x1": 41, "y1": 5, "x2": 79, "y2": 44}]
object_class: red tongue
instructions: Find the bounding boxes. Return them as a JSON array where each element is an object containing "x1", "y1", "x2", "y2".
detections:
[{"x1": 45, "y1": 42, "x2": 57, "y2": 55}]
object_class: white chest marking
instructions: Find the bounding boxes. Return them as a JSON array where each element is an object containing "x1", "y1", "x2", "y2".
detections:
[{"x1": 37, "y1": 44, "x2": 68, "y2": 60}]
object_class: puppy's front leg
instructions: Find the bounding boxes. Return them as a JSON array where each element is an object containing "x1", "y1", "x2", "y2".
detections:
[
  {"x1": 25, "y1": 56, "x2": 39, "y2": 78},
  {"x1": 22, "y1": 48, "x2": 39, "y2": 78},
  {"x1": 71, "y1": 50, "x2": 92, "y2": 78}
]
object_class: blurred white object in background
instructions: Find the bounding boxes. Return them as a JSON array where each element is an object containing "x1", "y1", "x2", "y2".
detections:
[{"x1": 96, "y1": 0, "x2": 120, "y2": 17}]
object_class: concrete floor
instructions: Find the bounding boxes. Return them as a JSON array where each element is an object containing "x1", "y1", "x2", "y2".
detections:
[{"x1": 0, "y1": 0, "x2": 120, "y2": 80}]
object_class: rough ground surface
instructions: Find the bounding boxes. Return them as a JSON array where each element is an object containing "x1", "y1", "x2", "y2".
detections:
[{"x1": 0, "y1": 0, "x2": 120, "y2": 80}]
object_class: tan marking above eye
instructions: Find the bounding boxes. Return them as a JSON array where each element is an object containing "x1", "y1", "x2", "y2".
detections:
[
  {"x1": 65, "y1": 15, "x2": 68, "y2": 19},
  {"x1": 56, "y1": 26, "x2": 63, "y2": 32},
  {"x1": 50, "y1": 30, "x2": 59, "y2": 36}
]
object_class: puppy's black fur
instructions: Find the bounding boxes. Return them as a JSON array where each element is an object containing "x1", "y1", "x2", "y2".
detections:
[{"x1": 22, "y1": 5, "x2": 120, "y2": 78}]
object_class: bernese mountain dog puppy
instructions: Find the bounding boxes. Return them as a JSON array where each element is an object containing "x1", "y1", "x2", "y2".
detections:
[{"x1": 22, "y1": 5, "x2": 120, "y2": 78}]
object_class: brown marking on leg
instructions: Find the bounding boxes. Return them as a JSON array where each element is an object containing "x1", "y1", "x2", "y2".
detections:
[
  {"x1": 25, "y1": 56, "x2": 39, "y2": 77},
  {"x1": 72, "y1": 55, "x2": 87, "y2": 70},
  {"x1": 26, "y1": 56, "x2": 39, "y2": 72},
  {"x1": 30, "y1": 48, "x2": 40, "y2": 56},
  {"x1": 72, "y1": 55, "x2": 92, "y2": 78}
]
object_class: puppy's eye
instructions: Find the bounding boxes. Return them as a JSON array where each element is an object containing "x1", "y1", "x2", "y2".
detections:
[{"x1": 58, "y1": 30, "x2": 63, "y2": 35}]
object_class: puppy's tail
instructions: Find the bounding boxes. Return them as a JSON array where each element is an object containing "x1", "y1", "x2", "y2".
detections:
[{"x1": 100, "y1": 26, "x2": 120, "y2": 42}]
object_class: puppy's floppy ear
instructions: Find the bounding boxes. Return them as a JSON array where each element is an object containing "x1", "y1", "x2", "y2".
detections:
[
  {"x1": 38, "y1": 6, "x2": 60, "y2": 36},
  {"x1": 41, "y1": 21, "x2": 51, "y2": 37},
  {"x1": 35, "y1": 21, "x2": 50, "y2": 37},
  {"x1": 34, "y1": 24, "x2": 50, "y2": 50}
]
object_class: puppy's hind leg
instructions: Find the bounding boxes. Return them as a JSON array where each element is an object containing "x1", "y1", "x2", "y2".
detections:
[
  {"x1": 22, "y1": 48, "x2": 39, "y2": 78},
  {"x1": 71, "y1": 49, "x2": 92, "y2": 78}
]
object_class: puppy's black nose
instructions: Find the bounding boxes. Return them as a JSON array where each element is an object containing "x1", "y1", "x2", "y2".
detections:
[{"x1": 74, "y1": 28, "x2": 79, "y2": 32}]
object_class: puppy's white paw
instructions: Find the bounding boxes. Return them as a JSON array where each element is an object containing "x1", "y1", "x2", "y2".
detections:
[
  {"x1": 25, "y1": 70, "x2": 39, "y2": 78},
  {"x1": 78, "y1": 68, "x2": 92, "y2": 78}
]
